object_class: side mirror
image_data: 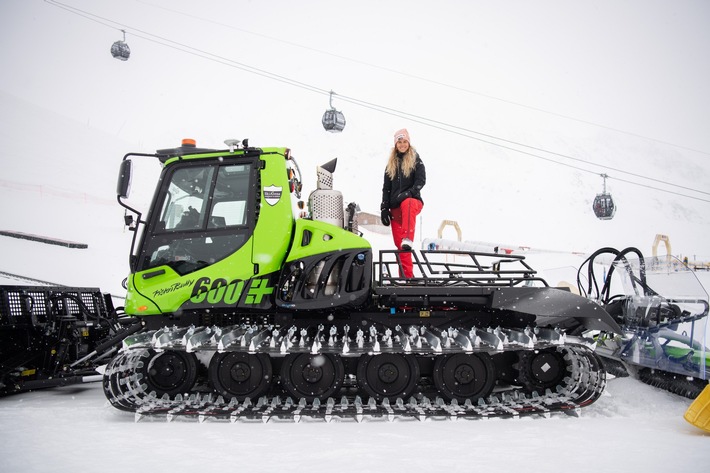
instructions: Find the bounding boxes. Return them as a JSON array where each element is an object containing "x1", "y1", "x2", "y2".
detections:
[
  {"x1": 117, "y1": 159, "x2": 133, "y2": 198},
  {"x1": 123, "y1": 213, "x2": 135, "y2": 228}
]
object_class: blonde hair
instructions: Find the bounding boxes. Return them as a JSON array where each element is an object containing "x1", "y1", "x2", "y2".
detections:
[{"x1": 385, "y1": 146, "x2": 417, "y2": 180}]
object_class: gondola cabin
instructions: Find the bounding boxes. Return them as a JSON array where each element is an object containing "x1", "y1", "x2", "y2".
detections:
[
  {"x1": 593, "y1": 192, "x2": 616, "y2": 220},
  {"x1": 111, "y1": 30, "x2": 130, "y2": 61},
  {"x1": 322, "y1": 109, "x2": 346, "y2": 132},
  {"x1": 322, "y1": 90, "x2": 346, "y2": 132}
]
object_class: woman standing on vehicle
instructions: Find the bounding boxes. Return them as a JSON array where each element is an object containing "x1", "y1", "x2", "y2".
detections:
[{"x1": 380, "y1": 128, "x2": 426, "y2": 278}]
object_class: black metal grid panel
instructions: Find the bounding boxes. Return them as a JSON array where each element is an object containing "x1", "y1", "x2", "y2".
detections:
[{"x1": 0, "y1": 286, "x2": 106, "y2": 326}]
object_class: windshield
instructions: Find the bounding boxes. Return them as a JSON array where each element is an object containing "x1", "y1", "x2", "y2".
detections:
[{"x1": 137, "y1": 162, "x2": 254, "y2": 275}]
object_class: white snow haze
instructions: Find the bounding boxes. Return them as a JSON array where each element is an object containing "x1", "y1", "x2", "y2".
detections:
[{"x1": 1, "y1": 1, "x2": 709, "y2": 472}]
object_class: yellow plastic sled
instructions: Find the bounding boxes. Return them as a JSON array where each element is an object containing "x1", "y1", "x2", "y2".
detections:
[{"x1": 684, "y1": 383, "x2": 710, "y2": 433}]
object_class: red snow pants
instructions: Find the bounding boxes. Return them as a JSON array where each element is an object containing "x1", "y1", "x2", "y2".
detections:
[{"x1": 390, "y1": 197, "x2": 423, "y2": 278}]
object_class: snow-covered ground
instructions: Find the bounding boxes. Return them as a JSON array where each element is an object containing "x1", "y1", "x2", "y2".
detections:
[{"x1": 0, "y1": 377, "x2": 706, "y2": 473}]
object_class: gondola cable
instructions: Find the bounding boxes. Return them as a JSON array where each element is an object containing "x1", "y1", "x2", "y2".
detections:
[{"x1": 44, "y1": 0, "x2": 710, "y2": 204}]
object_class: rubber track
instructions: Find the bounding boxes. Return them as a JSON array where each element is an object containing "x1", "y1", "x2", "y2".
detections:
[{"x1": 637, "y1": 368, "x2": 708, "y2": 399}]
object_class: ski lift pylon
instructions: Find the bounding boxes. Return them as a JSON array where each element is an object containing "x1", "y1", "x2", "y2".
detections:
[
  {"x1": 322, "y1": 91, "x2": 346, "y2": 132},
  {"x1": 593, "y1": 173, "x2": 616, "y2": 220},
  {"x1": 111, "y1": 30, "x2": 130, "y2": 61}
]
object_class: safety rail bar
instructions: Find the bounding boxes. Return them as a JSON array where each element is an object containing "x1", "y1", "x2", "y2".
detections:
[{"x1": 375, "y1": 249, "x2": 549, "y2": 288}]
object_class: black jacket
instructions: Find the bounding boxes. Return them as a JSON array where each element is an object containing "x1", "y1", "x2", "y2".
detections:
[{"x1": 381, "y1": 152, "x2": 426, "y2": 210}]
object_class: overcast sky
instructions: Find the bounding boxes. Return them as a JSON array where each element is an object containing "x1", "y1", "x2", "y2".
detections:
[
  {"x1": 2, "y1": 0, "x2": 709, "y2": 152},
  {"x1": 2, "y1": 0, "x2": 709, "y2": 255}
]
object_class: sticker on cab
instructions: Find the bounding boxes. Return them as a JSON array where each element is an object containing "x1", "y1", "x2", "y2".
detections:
[{"x1": 264, "y1": 185, "x2": 282, "y2": 206}]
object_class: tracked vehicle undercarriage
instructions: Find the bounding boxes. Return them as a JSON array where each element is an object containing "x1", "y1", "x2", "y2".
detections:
[{"x1": 104, "y1": 333, "x2": 605, "y2": 422}]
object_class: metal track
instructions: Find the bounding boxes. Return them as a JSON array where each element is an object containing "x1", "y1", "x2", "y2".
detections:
[{"x1": 103, "y1": 324, "x2": 607, "y2": 422}]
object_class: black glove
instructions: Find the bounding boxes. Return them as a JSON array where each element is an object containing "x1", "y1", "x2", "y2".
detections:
[{"x1": 380, "y1": 203, "x2": 391, "y2": 227}]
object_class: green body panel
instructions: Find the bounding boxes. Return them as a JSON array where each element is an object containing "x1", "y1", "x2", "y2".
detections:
[
  {"x1": 125, "y1": 147, "x2": 296, "y2": 316},
  {"x1": 125, "y1": 237, "x2": 257, "y2": 315},
  {"x1": 251, "y1": 149, "x2": 294, "y2": 272},
  {"x1": 286, "y1": 219, "x2": 371, "y2": 262}
]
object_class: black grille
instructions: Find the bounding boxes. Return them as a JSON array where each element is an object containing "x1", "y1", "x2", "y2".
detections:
[{"x1": 0, "y1": 286, "x2": 107, "y2": 326}]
